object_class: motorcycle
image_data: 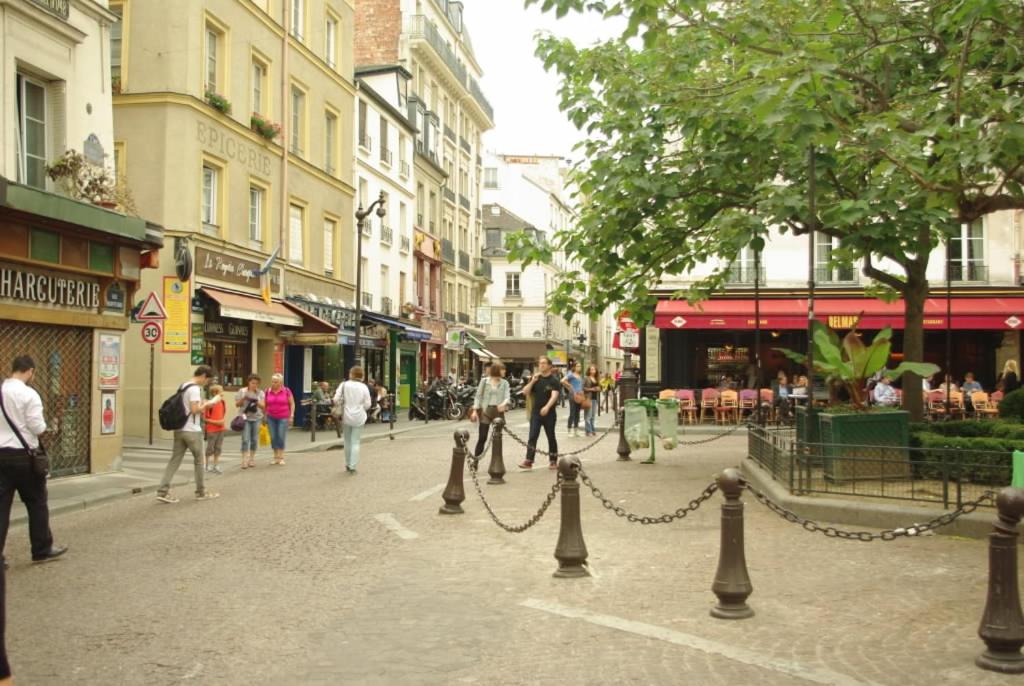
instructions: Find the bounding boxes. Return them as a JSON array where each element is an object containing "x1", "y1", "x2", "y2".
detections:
[
  {"x1": 508, "y1": 378, "x2": 526, "y2": 410},
  {"x1": 453, "y1": 383, "x2": 477, "y2": 419},
  {"x1": 409, "y1": 380, "x2": 463, "y2": 421}
]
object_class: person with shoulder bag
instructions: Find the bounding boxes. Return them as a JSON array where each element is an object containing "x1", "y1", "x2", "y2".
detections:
[
  {"x1": 333, "y1": 366, "x2": 372, "y2": 474},
  {"x1": 235, "y1": 374, "x2": 265, "y2": 469},
  {"x1": 470, "y1": 362, "x2": 510, "y2": 457},
  {"x1": 0, "y1": 355, "x2": 66, "y2": 565}
]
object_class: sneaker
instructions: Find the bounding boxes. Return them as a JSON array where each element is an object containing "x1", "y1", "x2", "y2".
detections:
[
  {"x1": 549, "y1": 462, "x2": 558, "y2": 470},
  {"x1": 156, "y1": 494, "x2": 179, "y2": 504},
  {"x1": 211, "y1": 465, "x2": 223, "y2": 474},
  {"x1": 196, "y1": 492, "x2": 220, "y2": 501},
  {"x1": 518, "y1": 461, "x2": 533, "y2": 469}
]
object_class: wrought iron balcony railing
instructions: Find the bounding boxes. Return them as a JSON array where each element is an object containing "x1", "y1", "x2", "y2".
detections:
[
  {"x1": 441, "y1": 238, "x2": 455, "y2": 264},
  {"x1": 947, "y1": 263, "x2": 988, "y2": 283}
]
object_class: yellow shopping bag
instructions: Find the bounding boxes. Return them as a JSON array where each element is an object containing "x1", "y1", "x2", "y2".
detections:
[{"x1": 258, "y1": 422, "x2": 271, "y2": 447}]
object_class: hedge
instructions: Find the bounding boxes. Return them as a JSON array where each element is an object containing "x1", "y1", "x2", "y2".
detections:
[
  {"x1": 998, "y1": 388, "x2": 1024, "y2": 421},
  {"x1": 912, "y1": 432, "x2": 1017, "y2": 486}
]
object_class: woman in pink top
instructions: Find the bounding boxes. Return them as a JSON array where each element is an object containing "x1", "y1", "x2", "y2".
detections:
[{"x1": 264, "y1": 373, "x2": 295, "y2": 465}]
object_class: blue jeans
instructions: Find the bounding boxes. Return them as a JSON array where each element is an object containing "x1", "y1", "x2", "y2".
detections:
[
  {"x1": 343, "y1": 424, "x2": 364, "y2": 470},
  {"x1": 567, "y1": 400, "x2": 581, "y2": 429},
  {"x1": 266, "y1": 417, "x2": 288, "y2": 450},
  {"x1": 584, "y1": 400, "x2": 596, "y2": 434},
  {"x1": 241, "y1": 419, "x2": 260, "y2": 453}
]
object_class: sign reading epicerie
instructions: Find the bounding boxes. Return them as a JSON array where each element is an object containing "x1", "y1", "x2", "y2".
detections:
[
  {"x1": 0, "y1": 263, "x2": 100, "y2": 311},
  {"x1": 197, "y1": 122, "x2": 273, "y2": 176}
]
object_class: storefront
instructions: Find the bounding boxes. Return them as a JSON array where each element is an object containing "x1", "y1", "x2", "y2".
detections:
[
  {"x1": 649, "y1": 296, "x2": 1024, "y2": 392},
  {"x1": 416, "y1": 317, "x2": 446, "y2": 383},
  {"x1": 487, "y1": 341, "x2": 550, "y2": 379},
  {"x1": 464, "y1": 332, "x2": 499, "y2": 379},
  {"x1": 0, "y1": 181, "x2": 162, "y2": 475}
]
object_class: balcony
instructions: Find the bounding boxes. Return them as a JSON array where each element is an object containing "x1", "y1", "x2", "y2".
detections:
[
  {"x1": 505, "y1": 289, "x2": 522, "y2": 299},
  {"x1": 400, "y1": 161, "x2": 410, "y2": 178},
  {"x1": 381, "y1": 225, "x2": 393, "y2": 244},
  {"x1": 443, "y1": 311, "x2": 456, "y2": 323},
  {"x1": 360, "y1": 222, "x2": 372, "y2": 238},
  {"x1": 429, "y1": 220, "x2": 437, "y2": 233},
  {"x1": 815, "y1": 266, "x2": 859, "y2": 284},
  {"x1": 468, "y1": 76, "x2": 494, "y2": 122},
  {"x1": 458, "y1": 312, "x2": 470, "y2": 324},
  {"x1": 473, "y1": 257, "x2": 492, "y2": 281},
  {"x1": 407, "y1": 16, "x2": 469, "y2": 87},
  {"x1": 724, "y1": 265, "x2": 767, "y2": 285},
  {"x1": 400, "y1": 235, "x2": 412, "y2": 252},
  {"x1": 459, "y1": 194, "x2": 470, "y2": 211},
  {"x1": 458, "y1": 250, "x2": 470, "y2": 272},
  {"x1": 361, "y1": 292, "x2": 374, "y2": 309},
  {"x1": 948, "y1": 263, "x2": 989, "y2": 283},
  {"x1": 460, "y1": 136, "x2": 471, "y2": 154},
  {"x1": 380, "y1": 148, "x2": 393, "y2": 166},
  {"x1": 445, "y1": 125, "x2": 456, "y2": 142},
  {"x1": 443, "y1": 187, "x2": 456, "y2": 203},
  {"x1": 441, "y1": 238, "x2": 455, "y2": 264},
  {"x1": 359, "y1": 133, "x2": 372, "y2": 151},
  {"x1": 416, "y1": 213, "x2": 424, "y2": 227},
  {"x1": 381, "y1": 297, "x2": 393, "y2": 316},
  {"x1": 476, "y1": 154, "x2": 482, "y2": 167}
]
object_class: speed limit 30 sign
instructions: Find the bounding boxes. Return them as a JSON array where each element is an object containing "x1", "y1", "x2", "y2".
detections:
[{"x1": 141, "y1": 321, "x2": 163, "y2": 344}]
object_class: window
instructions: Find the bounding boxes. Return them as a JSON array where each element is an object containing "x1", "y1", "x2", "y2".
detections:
[
  {"x1": 323, "y1": 218, "x2": 336, "y2": 276},
  {"x1": 506, "y1": 272, "x2": 521, "y2": 297},
  {"x1": 15, "y1": 74, "x2": 46, "y2": 189},
  {"x1": 290, "y1": 0, "x2": 304, "y2": 41},
  {"x1": 949, "y1": 220, "x2": 986, "y2": 282},
  {"x1": 416, "y1": 184, "x2": 425, "y2": 225},
  {"x1": 30, "y1": 230, "x2": 60, "y2": 263},
  {"x1": 726, "y1": 246, "x2": 759, "y2": 284},
  {"x1": 504, "y1": 312, "x2": 519, "y2": 337},
  {"x1": 249, "y1": 186, "x2": 264, "y2": 245},
  {"x1": 399, "y1": 202, "x2": 407, "y2": 232},
  {"x1": 324, "y1": 111, "x2": 337, "y2": 175},
  {"x1": 289, "y1": 203, "x2": 304, "y2": 265},
  {"x1": 290, "y1": 86, "x2": 305, "y2": 155},
  {"x1": 358, "y1": 178, "x2": 368, "y2": 209},
  {"x1": 398, "y1": 133, "x2": 409, "y2": 176},
  {"x1": 815, "y1": 235, "x2": 854, "y2": 283},
  {"x1": 201, "y1": 164, "x2": 218, "y2": 233},
  {"x1": 484, "y1": 167, "x2": 498, "y2": 188},
  {"x1": 205, "y1": 27, "x2": 219, "y2": 93},
  {"x1": 113, "y1": 142, "x2": 126, "y2": 181},
  {"x1": 486, "y1": 228, "x2": 502, "y2": 250},
  {"x1": 251, "y1": 60, "x2": 266, "y2": 114},
  {"x1": 379, "y1": 117, "x2": 390, "y2": 164},
  {"x1": 358, "y1": 100, "x2": 370, "y2": 150},
  {"x1": 110, "y1": 3, "x2": 124, "y2": 88},
  {"x1": 325, "y1": 15, "x2": 338, "y2": 69},
  {"x1": 399, "y1": 271, "x2": 407, "y2": 307}
]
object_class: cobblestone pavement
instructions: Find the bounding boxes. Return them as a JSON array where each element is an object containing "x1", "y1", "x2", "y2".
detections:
[{"x1": 4, "y1": 412, "x2": 1020, "y2": 685}]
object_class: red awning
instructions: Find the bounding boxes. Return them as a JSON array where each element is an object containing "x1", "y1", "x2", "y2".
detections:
[{"x1": 654, "y1": 297, "x2": 1024, "y2": 331}]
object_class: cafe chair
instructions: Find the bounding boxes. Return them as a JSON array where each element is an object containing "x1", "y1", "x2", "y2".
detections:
[
  {"x1": 715, "y1": 389, "x2": 739, "y2": 425},
  {"x1": 738, "y1": 389, "x2": 757, "y2": 421},
  {"x1": 676, "y1": 389, "x2": 697, "y2": 424},
  {"x1": 699, "y1": 388, "x2": 719, "y2": 423}
]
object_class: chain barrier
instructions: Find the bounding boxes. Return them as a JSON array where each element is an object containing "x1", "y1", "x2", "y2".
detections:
[
  {"x1": 578, "y1": 467, "x2": 719, "y2": 524},
  {"x1": 676, "y1": 421, "x2": 748, "y2": 446},
  {"x1": 744, "y1": 483, "x2": 997, "y2": 541},
  {"x1": 500, "y1": 421, "x2": 618, "y2": 461},
  {"x1": 466, "y1": 455, "x2": 563, "y2": 533}
]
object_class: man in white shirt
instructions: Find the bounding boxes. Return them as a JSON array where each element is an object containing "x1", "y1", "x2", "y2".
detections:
[
  {"x1": 0, "y1": 355, "x2": 67, "y2": 563},
  {"x1": 156, "y1": 365, "x2": 219, "y2": 503}
]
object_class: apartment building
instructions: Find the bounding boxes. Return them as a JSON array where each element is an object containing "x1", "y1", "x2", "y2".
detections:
[
  {"x1": 114, "y1": 0, "x2": 359, "y2": 435},
  {"x1": 354, "y1": 0, "x2": 494, "y2": 380},
  {"x1": 1, "y1": 0, "x2": 163, "y2": 473}
]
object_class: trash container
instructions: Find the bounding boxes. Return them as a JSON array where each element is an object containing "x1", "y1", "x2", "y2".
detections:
[
  {"x1": 655, "y1": 399, "x2": 679, "y2": 450},
  {"x1": 624, "y1": 399, "x2": 651, "y2": 451}
]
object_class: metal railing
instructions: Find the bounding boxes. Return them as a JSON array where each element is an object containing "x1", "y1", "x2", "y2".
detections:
[
  {"x1": 443, "y1": 311, "x2": 456, "y2": 323},
  {"x1": 400, "y1": 161, "x2": 410, "y2": 177},
  {"x1": 400, "y1": 235, "x2": 412, "y2": 252},
  {"x1": 443, "y1": 187, "x2": 456, "y2": 203},
  {"x1": 380, "y1": 148, "x2": 393, "y2": 165},
  {"x1": 429, "y1": 220, "x2": 437, "y2": 233},
  {"x1": 407, "y1": 16, "x2": 468, "y2": 86},
  {"x1": 441, "y1": 238, "x2": 455, "y2": 264},
  {"x1": 381, "y1": 296, "x2": 393, "y2": 315},
  {"x1": 361, "y1": 292, "x2": 373, "y2": 308},
  {"x1": 459, "y1": 194, "x2": 470, "y2": 210},
  {"x1": 458, "y1": 312, "x2": 470, "y2": 324},
  {"x1": 505, "y1": 289, "x2": 522, "y2": 298},
  {"x1": 468, "y1": 76, "x2": 494, "y2": 121},
  {"x1": 460, "y1": 136, "x2": 471, "y2": 154},
  {"x1": 458, "y1": 250, "x2": 470, "y2": 271},
  {"x1": 359, "y1": 133, "x2": 372, "y2": 151},
  {"x1": 476, "y1": 154, "x2": 482, "y2": 167},
  {"x1": 416, "y1": 213, "x2": 424, "y2": 227},
  {"x1": 725, "y1": 265, "x2": 767, "y2": 285},
  {"x1": 474, "y1": 257, "x2": 492, "y2": 280},
  {"x1": 444, "y1": 125, "x2": 456, "y2": 142},
  {"x1": 381, "y1": 225, "x2": 393, "y2": 244},
  {"x1": 815, "y1": 266, "x2": 859, "y2": 284},
  {"x1": 947, "y1": 263, "x2": 989, "y2": 283},
  {"x1": 360, "y1": 222, "x2": 372, "y2": 238}
]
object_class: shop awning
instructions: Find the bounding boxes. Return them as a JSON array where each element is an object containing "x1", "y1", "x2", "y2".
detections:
[
  {"x1": 654, "y1": 297, "x2": 1024, "y2": 331},
  {"x1": 361, "y1": 311, "x2": 432, "y2": 341},
  {"x1": 201, "y1": 287, "x2": 302, "y2": 327},
  {"x1": 464, "y1": 332, "x2": 498, "y2": 359},
  {"x1": 487, "y1": 340, "x2": 548, "y2": 360}
]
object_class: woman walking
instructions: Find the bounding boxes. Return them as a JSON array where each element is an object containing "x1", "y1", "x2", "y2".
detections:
[
  {"x1": 470, "y1": 361, "x2": 510, "y2": 457},
  {"x1": 561, "y1": 362, "x2": 584, "y2": 437},
  {"x1": 583, "y1": 365, "x2": 600, "y2": 436},
  {"x1": 235, "y1": 374, "x2": 265, "y2": 469},
  {"x1": 334, "y1": 366, "x2": 372, "y2": 474},
  {"x1": 264, "y1": 373, "x2": 295, "y2": 465}
]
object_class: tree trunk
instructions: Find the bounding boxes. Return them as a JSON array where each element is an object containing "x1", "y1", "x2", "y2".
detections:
[{"x1": 901, "y1": 278, "x2": 927, "y2": 422}]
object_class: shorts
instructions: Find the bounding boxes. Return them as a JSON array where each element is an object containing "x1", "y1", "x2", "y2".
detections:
[{"x1": 205, "y1": 431, "x2": 225, "y2": 456}]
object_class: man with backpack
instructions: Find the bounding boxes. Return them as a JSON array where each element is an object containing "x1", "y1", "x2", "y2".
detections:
[{"x1": 156, "y1": 365, "x2": 219, "y2": 503}]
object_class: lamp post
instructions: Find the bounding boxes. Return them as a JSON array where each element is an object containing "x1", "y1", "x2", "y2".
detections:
[{"x1": 354, "y1": 191, "x2": 387, "y2": 369}]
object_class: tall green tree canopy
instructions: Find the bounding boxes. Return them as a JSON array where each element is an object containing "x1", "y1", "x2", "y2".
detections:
[{"x1": 514, "y1": 0, "x2": 1024, "y2": 417}]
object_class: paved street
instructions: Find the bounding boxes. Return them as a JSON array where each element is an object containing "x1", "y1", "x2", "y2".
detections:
[{"x1": 3, "y1": 410, "x2": 1018, "y2": 685}]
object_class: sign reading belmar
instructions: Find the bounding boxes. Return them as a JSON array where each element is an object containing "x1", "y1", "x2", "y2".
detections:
[{"x1": 195, "y1": 248, "x2": 281, "y2": 293}]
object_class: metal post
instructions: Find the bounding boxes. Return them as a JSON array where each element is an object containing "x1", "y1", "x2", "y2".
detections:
[
  {"x1": 148, "y1": 343, "x2": 154, "y2": 445},
  {"x1": 806, "y1": 146, "x2": 816, "y2": 412},
  {"x1": 354, "y1": 215, "x2": 364, "y2": 369},
  {"x1": 710, "y1": 468, "x2": 754, "y2": 619},
  {"x1": 976, "y1": 487, "x2": 1024, "y2": 674},
  {"x1": 553, "y1": 456, "x2": 589, "y2": 578},
  {"x1": 388, "y1": 392, "x2": 395, "y2": 439},
  {"x1": 309, "y1": 401, "x2": 317, "y2": 442},
  {"x1": 439, "y1": 429, "x2": 469, "y2": 515},
  {"x1": 945, "y1": 238, "x2": 953, "y2": 418},
  {"x1": 754, "y1": 245, "x2": 763, "y2": 425},
  {"x1": 616, "y1": 408, "x2": 631, "y2": 461},
  {"x1": 487, "y1": 416, "x2": 506, "y2": 484}
]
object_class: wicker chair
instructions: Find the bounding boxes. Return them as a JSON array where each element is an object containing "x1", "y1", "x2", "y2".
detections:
[
  {"x1": 972, "y1": 391, "x2": 999, "y2": 419},
  {"x1": 676, "y1": 389, "x2": 697, "y2": 424},
  {"x1": 699, "y1": 388, "x2": 720, "y2": 423},
  {"x1": 715, "y1": 390, "x2": 739, "y2": 424},
  {"x1": 738, "y1": 389, "x2": 757, "y2": 421}
]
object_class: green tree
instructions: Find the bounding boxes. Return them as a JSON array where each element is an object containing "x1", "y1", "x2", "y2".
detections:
[{"x1": 514, "y1": 0, "x2": 1024, "y2": 419}]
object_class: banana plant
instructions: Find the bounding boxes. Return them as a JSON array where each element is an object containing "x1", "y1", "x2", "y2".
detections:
[{"x1": 776, "y1": 318, "x2": 939, "y2": 410}]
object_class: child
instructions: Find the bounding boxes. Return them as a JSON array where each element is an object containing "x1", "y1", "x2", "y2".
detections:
[{"x1": 203, "y1": 384, "x2": 227, "y2": 474}]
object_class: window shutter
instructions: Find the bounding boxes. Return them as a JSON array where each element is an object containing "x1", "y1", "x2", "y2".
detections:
[{"x1": 49, "y1": 81, "x2": 67, "y2": 173}]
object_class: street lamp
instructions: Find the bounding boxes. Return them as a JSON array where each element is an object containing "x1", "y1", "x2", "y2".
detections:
[{"x1": 354, "y1": 191, "x2": 386, "y2": 369}]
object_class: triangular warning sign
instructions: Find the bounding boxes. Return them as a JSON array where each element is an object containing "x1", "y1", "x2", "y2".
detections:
[{"x1": 136, "y1": 292, "x2": 168, "y2": 321}]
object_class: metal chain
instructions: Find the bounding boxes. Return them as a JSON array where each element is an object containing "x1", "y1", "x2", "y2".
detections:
[
  {"x1": 578, "y1": 467, "x2": 719, "y2": 524},
  {"x1": 500, "y1": 421, "x2": 618, "y2": 460},
  {"x1": 466, "y1": 454, "x2": 563, "y2": 533},
  {"x1": 676, "y1": 421, "x2": 748, "y2": 446},
  {"x1": 466, "y1": 422, "x2": 498, "y2": 466},
  {"x1": 744, "y1": 483, "x2": 997, "y2": 541}
]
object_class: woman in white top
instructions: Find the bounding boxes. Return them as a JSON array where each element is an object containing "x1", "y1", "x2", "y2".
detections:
[{"x1": 333, "y1": 365, "x2": 373, "y2": 474}]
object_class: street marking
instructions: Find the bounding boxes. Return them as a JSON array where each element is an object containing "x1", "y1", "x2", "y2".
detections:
[
  {"x1": 410, "y1": 483, "x2": 446, "y2": 502},
  {"x1": 373, "y1": 513, "x2": 419, "y2": 540},
  {"x1": 520, "y1": 599, "x2": 872, "y2": 686}
]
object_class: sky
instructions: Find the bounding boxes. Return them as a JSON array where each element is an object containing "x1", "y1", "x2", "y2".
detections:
[{"x1": 463, "y1": 2, "x2": 624, "y2": 160}]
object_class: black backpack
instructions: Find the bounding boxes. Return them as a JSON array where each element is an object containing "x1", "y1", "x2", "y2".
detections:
[{"x1": 158, "y1": 383, "x2": 196, "y2": 431}]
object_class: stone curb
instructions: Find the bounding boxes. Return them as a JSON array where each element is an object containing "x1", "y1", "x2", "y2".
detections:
[{"x1": 741, "y1": 457, "x2": 995, "y2": 539}]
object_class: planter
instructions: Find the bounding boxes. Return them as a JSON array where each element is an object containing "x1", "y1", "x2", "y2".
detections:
[
  {"x1": 94, "y1": 200, "x2": 119, "y2": 210},
  {"x1": 795, "y1": 405, "x2": 822, "y2": 445},
  {"x1": 819, "y1": 410, "x2": 911, "y2": 482}
]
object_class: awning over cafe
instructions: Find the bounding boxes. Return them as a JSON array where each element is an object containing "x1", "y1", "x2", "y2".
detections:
[
  {"x1": 464, "y1": 332, "x2": 498, "y2": 359},
  {"x1": 201, "y1": 287, "x2": 302, "y2": 327},
  {"x1": 486, "y1": 341, "x2": 548, "y2": 360},
  {"x1": 654, "y1": 297, "x2": 1024, "y2": 331},
  {"x1": 361, "y1": 311, "x2": 432, "y2": 341}
]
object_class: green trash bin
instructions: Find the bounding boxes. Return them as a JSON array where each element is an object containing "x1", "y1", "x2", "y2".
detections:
[
  {"x1": 656, "y1": 399, "x2": 679, "y2": 450},
  {"x1": 624, "y1": 399, "x2": 651, "y2": 451}
]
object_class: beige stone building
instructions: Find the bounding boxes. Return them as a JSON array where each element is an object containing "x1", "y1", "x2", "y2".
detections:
[{"x1": 113, "y1": 0, "x2": 359, "y2": 438}]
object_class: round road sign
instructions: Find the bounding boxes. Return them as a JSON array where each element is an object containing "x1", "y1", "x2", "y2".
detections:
[{"x1": 141, "y1": 321, "x2": 162, "y2": 344}]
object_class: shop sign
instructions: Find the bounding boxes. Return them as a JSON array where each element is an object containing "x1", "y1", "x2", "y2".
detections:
[
  {"x1": 28, "y1": 0, "x2": 69, "y2": 20},
  {"x1": 288, "y1": 297, "x2": 357, "y2": 331},
  {"x1": 644, "y1": 325, "x2": 661, "y2": 383},
  {"x1": 162, "y1": 277, "x2": 191, "y2": 353},
  {"x1": 98, "y1": 334, "x2": 122, "y2": 389},
  {"x1": 191, "y1": 323, "x2": 205, "y2": 365},
  {"x1": 197, "y1": 122, "x2": 273, "y2": 176},
  {"x1": 273, "y1": 342, "x2": 285, "y2": 374},
  {"x1": 104, "y1": 282, "x2": 125, "y2": 314},
  {"x1": 827, "y1": 315, "x2": 859, "y2": 330},
  {"x1": 475, "y1": 306, "x2": 492, "y2": 326},
  {"x1": 100, "y1": 391, "x2": 116, "y2": 435},
  {"x1": 204, "y1": 320, "x2": 251, "y2": 342},
  {"x1": 445, "y1": 328, "x2": 464, "y2": 351},
  {"x1": 196, "y1": 247, "x2": 282, "y2": 293},
  {"x1": 422, "y1": 317, "x2": 446, "y2": 343},
  {"x1": 0, "y1": 262, "x2": 100, "y2": 311}
]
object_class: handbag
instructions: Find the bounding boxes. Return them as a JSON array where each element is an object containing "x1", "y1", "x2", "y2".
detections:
[
  {"x1": 258, "y1": 422, "x2": 271, "y2": 447},
  {"x1": 573, "y1": 390, "x2": 592, "y2": 411},
  {"x1": 229, "y1": 415, "x2": 246, "y2": 432},
  {"x1": 331, "y1": 382, "x2": 347, "y2": 422},
  {"x1": 0, "y1": 384, "x2": 49, "y2": 477}
]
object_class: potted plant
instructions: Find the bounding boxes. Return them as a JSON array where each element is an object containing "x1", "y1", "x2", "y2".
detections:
[
  {"x1": 46, "y1": 150, "x2": 137, "y2": 213},
  {"x1": 205, "y1": 90, "x2": 232, "y2": 115},
  {"x1": 250, "y1": 112, "x2": 281, "y2": 141},
  {"x1": 777, "y1": 319, "x2": 939, "y2": 481}
]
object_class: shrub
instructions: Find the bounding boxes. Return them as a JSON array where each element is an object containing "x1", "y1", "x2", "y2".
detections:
[
  {"x1": 913, "y1": 420, "x2": 995, "y2": 439},
  {"x1": 990, "y1": 421, "x2": 1024, "y2": 441},
  {"x1": 205, "y1": 90, "x2": 232, "y2": 115},
  {"x1": 912, "y1": 432, "x2": 1016, "y2": 486},
  {"x1": 250, "y1": 113, "x2": 281, "y2": 141},
  {"x1": 998, "y1": 388, "x2": 1024, "y2": 421}
]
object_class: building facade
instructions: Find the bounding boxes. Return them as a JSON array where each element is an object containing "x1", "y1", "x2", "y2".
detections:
[
  {"x1": 646, "y1": 210, "x2": 1024, "y2": 394},
  {"x1": 1, "y1": 0, "x2": 162, "y2": 474},
  {"x1": 114, "y1": 0, "x2": 360, "y2": 435},
  {"x1": 354, "y1": 0, "x2": 495, "y2": 382}
]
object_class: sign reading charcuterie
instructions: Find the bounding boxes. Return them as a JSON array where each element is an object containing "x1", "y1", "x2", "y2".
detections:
[{"x1": 0, "y1": 263, "x2": 100, "y2": 310}]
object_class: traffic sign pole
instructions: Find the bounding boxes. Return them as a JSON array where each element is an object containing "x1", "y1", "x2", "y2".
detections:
[{"x1": 149, "y1": 342, "x2": 155, "y2": 445}]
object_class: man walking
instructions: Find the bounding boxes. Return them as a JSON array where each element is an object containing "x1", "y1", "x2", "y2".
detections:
[
  {"x1": 0, "y1": 355, "x2": 67, "y2": 564},
  {"x1": 519, "y1": 355, "x2": 561, "y2": 470},
  {"x1": 157, "y1": 365, "x2": 219, "y2": 503}
]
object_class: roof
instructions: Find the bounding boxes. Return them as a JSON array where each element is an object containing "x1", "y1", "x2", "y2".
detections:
[{"x1": 481, "y1": 204, "x2": 534, "y2": 232}]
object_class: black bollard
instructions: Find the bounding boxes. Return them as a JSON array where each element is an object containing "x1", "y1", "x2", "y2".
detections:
[
  {"x1": 439, "y1": 429, "x2": 470, "y2": 515},
  {"x1": 616, "y1": 408, "x2": 631, "y2": 461},
  {"x1": 976, "y1": 487, "x2": 1024, "y2": 674},
  {"x1": 710, "y1": 468, "x2": 754, "y2": 619},
  {"x1": 553, "y1": 456, "x2": 590, "y2": 578},
  {"x1": 487, "y1": 416, "x2": 506, "y2": 485}
]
